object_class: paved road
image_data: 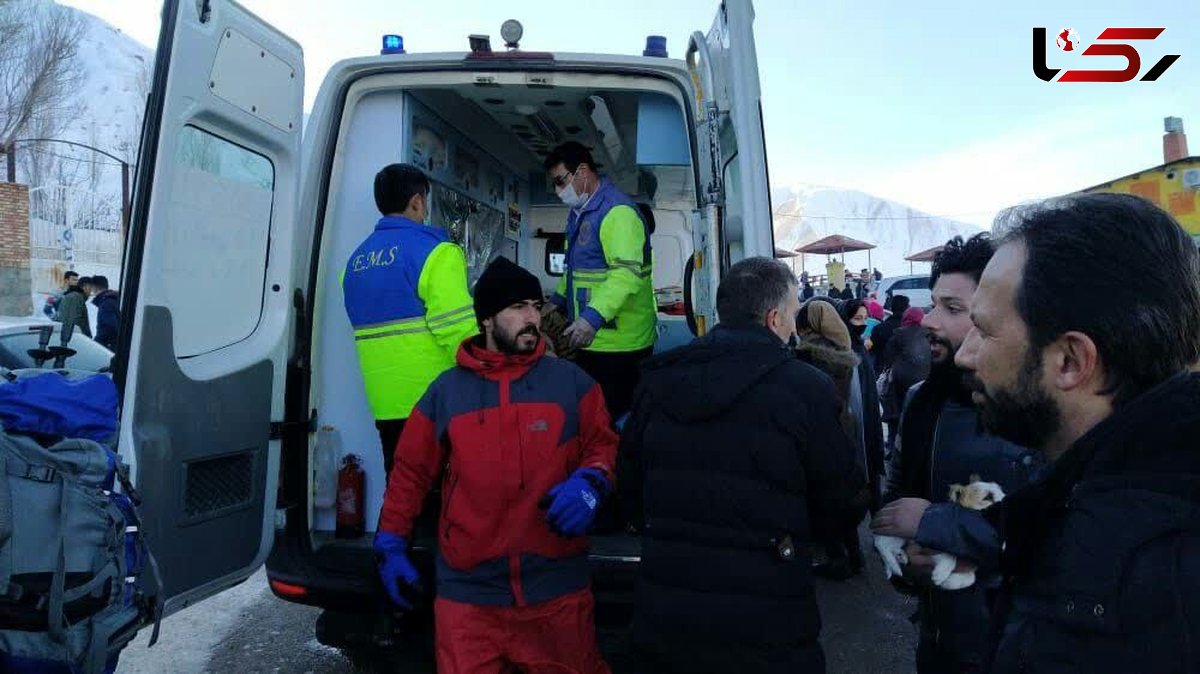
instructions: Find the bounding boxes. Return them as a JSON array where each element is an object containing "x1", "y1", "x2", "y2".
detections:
[{"x1": 118, "y1": 526, "x2": 917, "y2": 673}]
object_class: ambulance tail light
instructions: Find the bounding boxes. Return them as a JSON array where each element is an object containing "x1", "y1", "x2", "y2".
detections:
[{"x1": 269, "y1": 578, "x2": 309, "y2": 599}]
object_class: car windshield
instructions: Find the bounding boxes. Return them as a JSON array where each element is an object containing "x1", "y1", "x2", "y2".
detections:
[{"x1": 0, "y1": 328, "x2": 114, "y2": 373}]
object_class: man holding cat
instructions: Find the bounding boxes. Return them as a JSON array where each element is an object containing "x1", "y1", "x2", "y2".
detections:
[
  {"x1": 874, "y1": 195, "x2": 1200, "y2": 673},
  {"x1": 873, "y1": 233, "x2": 1040, "y2": 674}
]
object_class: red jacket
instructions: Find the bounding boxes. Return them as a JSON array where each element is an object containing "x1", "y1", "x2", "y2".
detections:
[{"x1": 379, "y1": 337, "x2": 618, "y2": 606}]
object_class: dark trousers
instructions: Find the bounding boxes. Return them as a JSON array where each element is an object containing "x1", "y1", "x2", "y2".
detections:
[
  {"x1": 916, "y1": 636, "x2": 983, "y2": 674},
  {"x1": 574, "y1": 347, "x2": 654, "y2": 422},
  {"x1": 574, "y1": 346, "x2": 653, "y2": 534},
  {"x1": 375, "y1": 418, "x2": 407, "y2": 479}
]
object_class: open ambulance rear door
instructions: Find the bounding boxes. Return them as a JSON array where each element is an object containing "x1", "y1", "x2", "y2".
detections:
[
  {"x1": 687, "y1": 0, "x2": 774, "y2": 332},
  {"x1": 116, "y1": 0, "x2": 304, "y2": 615}
]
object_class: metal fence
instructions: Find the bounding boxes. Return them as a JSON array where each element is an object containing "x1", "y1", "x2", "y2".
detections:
[{"x1": 28, "y1": 184, "x2": 123, "y2": 296}]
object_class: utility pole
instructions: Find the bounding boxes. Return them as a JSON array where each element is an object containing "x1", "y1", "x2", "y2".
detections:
[{"x1": 120, "y1": 160, "x2": 130, "y2": 241}]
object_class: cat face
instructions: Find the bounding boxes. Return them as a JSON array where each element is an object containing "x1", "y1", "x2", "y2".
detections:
[{"x1": 948, "y1": 480, "x2": 1006, "y2": 510}]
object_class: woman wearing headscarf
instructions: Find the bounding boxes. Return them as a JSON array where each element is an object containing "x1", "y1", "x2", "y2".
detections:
[
  {"x1": 795, "y1": 298, "x2": 867, "y2": 580},
  {"x1": 795, "y1": 299, "x2": 859, "y2": 440},
  {"x1": 862, "y1": 300, "x2": 885, "y2": 350},
  {"x1": 840, "y1": 299, "x2": 885, "y2": 515}
]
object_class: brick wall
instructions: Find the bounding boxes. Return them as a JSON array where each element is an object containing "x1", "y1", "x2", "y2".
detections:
[{"x1": 0, "y1": 182, "x2": 32, "y2": 316}]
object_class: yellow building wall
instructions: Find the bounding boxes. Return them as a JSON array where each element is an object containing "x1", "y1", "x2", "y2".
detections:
[{"x1": 1082, "y1": 158, "x2": 1200, "y2": 236}]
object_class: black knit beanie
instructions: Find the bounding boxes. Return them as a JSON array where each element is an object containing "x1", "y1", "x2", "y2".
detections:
[{"x1": 473, "y1": 257, "x2": 543, "y2": 321}]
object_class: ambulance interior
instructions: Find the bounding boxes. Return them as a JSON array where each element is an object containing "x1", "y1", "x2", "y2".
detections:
[{"x1": 308, "y1": 72, "x2": 701, "y2": 547}]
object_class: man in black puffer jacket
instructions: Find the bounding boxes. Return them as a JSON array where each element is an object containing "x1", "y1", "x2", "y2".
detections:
[{"x1": 620, "y1": 257, "x2": 868, "y2": 674}]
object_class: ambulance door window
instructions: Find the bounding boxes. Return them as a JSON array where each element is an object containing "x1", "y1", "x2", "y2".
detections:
[{"x1": 166, "y1": 126, "x2": 275, "y2": 358}]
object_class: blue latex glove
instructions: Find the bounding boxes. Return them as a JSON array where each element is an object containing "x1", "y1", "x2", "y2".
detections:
[
  {"x1": 373, "y1": 532, "x2": 421, "y2": 609},
  {"x1": 543, "y1": 468, "x2": 609, "y2": 537}
]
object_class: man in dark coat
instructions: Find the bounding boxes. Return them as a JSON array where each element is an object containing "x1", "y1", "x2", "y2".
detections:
[
  {"x1": 87, "y1": 275, "x2": 120, "y2": 351},
  {"x1": 873, "y1": 293, "x2": 911, "y2": 454},
  {"x1": 621, "y1": 257, "x2": 867, "y2": 674},
  {"x1": 873, "y1": 235, "x2": 1040, "y2": 674},
  {"x1": 56, "y1": 274, "x2": 92, "y2": 345},
  {"x1": 873, "y1": 194, "x2": 1200, "y2": 673}
]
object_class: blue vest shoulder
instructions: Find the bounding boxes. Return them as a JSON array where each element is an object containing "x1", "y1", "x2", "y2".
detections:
[{"x1": 343, "y1": 217, "x2": 450, "y2": 327}]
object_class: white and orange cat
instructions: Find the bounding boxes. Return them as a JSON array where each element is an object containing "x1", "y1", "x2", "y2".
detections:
[{"x1": 874, "y1": 476, "x2": 1004, "y2": 591}]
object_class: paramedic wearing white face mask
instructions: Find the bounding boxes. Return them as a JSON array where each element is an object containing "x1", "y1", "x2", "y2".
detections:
[{"x1": 543, "y1": 141, "x2": 656, "y2": 421}]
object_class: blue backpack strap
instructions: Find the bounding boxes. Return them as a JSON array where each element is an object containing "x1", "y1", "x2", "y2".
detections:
[{"x1": 46, "y1": 479, "x2": 69, "y2": 645}]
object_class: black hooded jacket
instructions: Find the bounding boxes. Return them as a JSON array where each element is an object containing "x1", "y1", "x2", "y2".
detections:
[{"x1": 620, "y1": 323, "x2": 867, "y2": 673}]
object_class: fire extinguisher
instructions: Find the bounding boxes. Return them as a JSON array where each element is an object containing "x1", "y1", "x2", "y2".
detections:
[{"x1": 335, "y1": 453, "x2": 366, "y2": 539}]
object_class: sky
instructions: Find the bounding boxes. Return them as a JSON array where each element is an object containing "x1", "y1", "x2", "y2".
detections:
[{"x1": 61, "y1": 0, "x2": 1199, "y2": 227}]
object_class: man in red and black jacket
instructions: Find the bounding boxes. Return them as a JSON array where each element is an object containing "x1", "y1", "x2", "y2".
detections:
[{"x1": 375, "y1": 256, "x2": 617, "y2": 674}]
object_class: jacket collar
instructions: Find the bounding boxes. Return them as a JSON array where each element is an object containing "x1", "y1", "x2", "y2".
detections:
[
  {"x1": 456, "y1": 335, "x2": 547, "y2": 381},
  {"x1": 573, "y1": 177, "x2": 617, "y2": 220},
  {"x1": 375, "y1": 215, "x2": 438, "y2": 233},
  {"x1": 794, "y1": 335, "x2": 860, "y2": 370}
]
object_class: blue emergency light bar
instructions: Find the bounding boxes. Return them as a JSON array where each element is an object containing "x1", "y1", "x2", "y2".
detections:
[
  {"x1": 643, "y1": 35, "x2": 668, "y2": 58},
  {"x1": 381, "y1": 34, "x2": 405, "y2": 55}
]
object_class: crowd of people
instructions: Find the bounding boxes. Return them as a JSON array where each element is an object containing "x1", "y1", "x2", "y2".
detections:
[{"x1": 340, "y1": 149, "x2": 1199, "y2": 674}]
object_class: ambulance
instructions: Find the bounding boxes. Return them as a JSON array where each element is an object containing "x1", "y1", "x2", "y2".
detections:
[{"x1": 116, "y1": 0, "x2": 773, "y2": 653}]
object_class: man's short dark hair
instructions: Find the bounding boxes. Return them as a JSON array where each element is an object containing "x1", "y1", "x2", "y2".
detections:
[
  {"x1": 78, "y1": 276, "x2": 93, "y2": 287},
  {"x1": 888, "y1": 294, "x2": 910, "y2": 314},
  {"x1": 996, "y1": 192, "x2": 1200, "y2": 405},
  {"x1": 716, "y1": 257, "x2": 796, "y2": 325},
  {"x1": 374, "y1": 163, "x2": 429, "y2": 216},
  {"x1": 930, "y1": 233, "x2": 995, "y2": 289},
  {"x1": 90, "y1": 275, "x2": 110, "y2": 290},
  {"x1": 64, "y1": 271, "x2": 78, "y2": 282},
  {"x1": 543, "y1": 141, "x2": 595, "y2": 173}
]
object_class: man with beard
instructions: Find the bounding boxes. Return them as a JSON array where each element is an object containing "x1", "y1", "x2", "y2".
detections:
[
  {"x1": 872, "y1": 234, "x2": 1041, "y2": 674},
  {"x1": 872, "y1": 194, "x2": 1200, "y2": 673},
  {"x1": 375, "y1": 256, "x2": 617, "y2": 674}
]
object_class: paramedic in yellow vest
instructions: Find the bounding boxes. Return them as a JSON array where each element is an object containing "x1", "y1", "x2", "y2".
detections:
[
  {"x1": 544, "y1": 141, "x2": 655, "y2": 420},
  {"x1": 342, "y1": 164, "x2": 477, "y2": 474}
]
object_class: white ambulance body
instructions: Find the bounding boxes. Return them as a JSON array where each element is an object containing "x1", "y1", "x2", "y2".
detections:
[{"x1": 117, "y1": 0, "x2": 773, "y2": 639}]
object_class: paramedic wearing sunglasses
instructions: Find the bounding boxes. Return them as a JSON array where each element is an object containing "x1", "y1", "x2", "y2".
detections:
[{"x1": 543, "y1": 141, "x2": 656, "y2": 421}]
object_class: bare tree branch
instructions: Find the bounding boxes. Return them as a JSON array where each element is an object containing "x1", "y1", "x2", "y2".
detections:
[{"x1": 0, "y1": 0, "x2": 84, "y2": 145}]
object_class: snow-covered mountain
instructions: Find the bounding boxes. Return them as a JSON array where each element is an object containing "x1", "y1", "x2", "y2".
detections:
[
  {"x1": 64, "y1": 7, "x2": 153, "y2": 165},
  {"x1": 772, "y1": 184, "x2": 985, "y2": 278},
  {"x1": 19, "y1": 3, "x2": 151, "y2": 201}
]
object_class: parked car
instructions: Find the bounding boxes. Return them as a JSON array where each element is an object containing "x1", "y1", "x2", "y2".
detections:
[
  {"x1": 875, "y1": 274, "x2": 932, "y2": 310},
  {"x1": 0, "y1": 317, "x2": 114, "y2": 374}
]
